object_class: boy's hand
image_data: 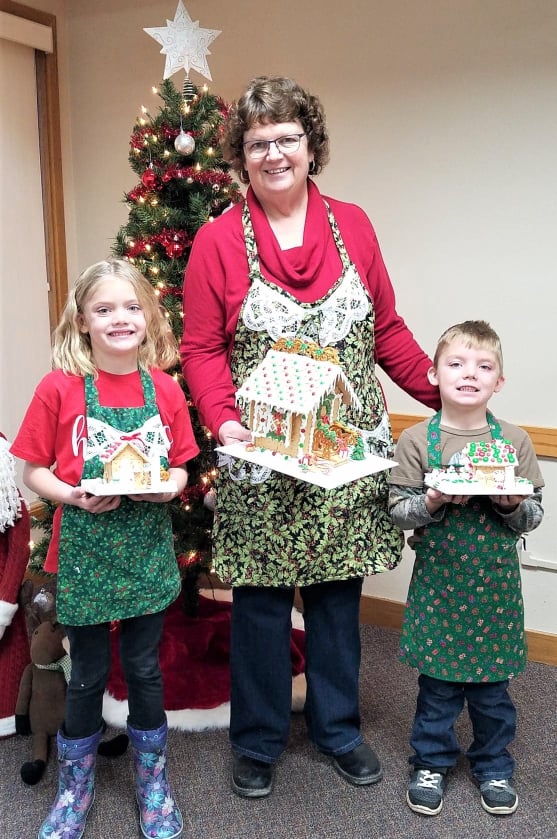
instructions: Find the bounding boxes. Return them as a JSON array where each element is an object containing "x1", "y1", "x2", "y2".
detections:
[
  {"x1": 490, "y1": 494, "x2": 526, "y2": 512},
  {"x1": 425, "y1": 487, "x2": 471, "y2": 514}
]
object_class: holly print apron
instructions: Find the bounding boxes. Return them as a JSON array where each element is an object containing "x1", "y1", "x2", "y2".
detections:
[
  {"x1": 213, "y1": 201, "x2": 404, "y2": 587},
  {"x1": 57, "y1": 369, "x2": 181, "y2": 625},
  {"x1": 399, "y1": 411, "x2": 526, "y2": 682}
]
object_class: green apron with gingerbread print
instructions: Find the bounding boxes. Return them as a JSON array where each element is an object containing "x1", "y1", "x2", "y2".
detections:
[
  {"x1": 56, "y1": 369, "x2": 180, "y2": 625},
  {"x1": 213, "y1": 200, "x2": 404, "y2": 587},
  {"x1": 399, "y1": 411, "x2": 526, "y2": 682}
]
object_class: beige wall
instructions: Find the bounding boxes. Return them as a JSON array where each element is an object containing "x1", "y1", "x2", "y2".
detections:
[{"x1": 10, "y1": 0, "x2": 557, "y2": 632}]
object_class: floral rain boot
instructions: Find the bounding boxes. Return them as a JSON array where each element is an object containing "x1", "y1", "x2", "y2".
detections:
[
  {"x1": 38, "y1": 728, "x2": 101, "y2": 839},
  {"x1": 127, "y1": 720, "x2": 183, "y2": 839}
]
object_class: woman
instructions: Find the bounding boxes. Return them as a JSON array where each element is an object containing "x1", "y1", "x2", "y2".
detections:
[{"x1": 181, "y1": 76, "x2": 439, "y2": 798}]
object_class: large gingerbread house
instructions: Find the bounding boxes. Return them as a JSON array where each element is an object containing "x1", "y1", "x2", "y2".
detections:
[{"x1": 235, "y1": 341, "x2": 362, "y2": 461}]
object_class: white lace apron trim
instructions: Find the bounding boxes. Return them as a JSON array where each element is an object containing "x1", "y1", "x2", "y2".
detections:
[{"x1": 242, "y1": 263, "x2": 370, "y2": 346}]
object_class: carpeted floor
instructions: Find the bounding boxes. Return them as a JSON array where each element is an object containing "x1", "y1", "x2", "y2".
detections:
[{"x1": 1, "y1": 622, "x2": 556, "y2": 839}]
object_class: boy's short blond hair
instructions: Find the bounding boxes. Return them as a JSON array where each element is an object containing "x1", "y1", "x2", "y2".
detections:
[{"x1": 433, "y1": 320, "x2": 503, "y2": 374}]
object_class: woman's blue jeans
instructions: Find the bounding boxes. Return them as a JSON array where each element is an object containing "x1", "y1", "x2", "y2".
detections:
[
  {"x1": 64, "y1": 610, "x2": 166, "y2": 738},
  {"x1": 410, "y1": 673, "x2": 516, "y2": 780},
  {"x1": 229, "y1": 578, "x2": 364, "y2": 763}
]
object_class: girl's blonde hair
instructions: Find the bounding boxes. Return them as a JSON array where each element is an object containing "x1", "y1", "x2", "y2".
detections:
[
  {"x1": 52, "y1": 258, "x2": 178, "y2": 375},
  {"x1": 433, "y1": 320, "x2": 504, "y2": 374}
]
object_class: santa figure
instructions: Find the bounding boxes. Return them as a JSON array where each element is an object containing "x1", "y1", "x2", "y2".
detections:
[{"x1": 0, "y1": 434, "x2": 31, "y2": 736}]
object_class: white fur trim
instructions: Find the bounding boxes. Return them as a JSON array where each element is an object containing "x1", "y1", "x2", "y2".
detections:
[
  {"x1": 102, "y1": 692, "x2": 231, "y2": 732},
  {"x1": 0, "y1": 599, "x2": 18, "y2": 628},
  {"x1": 0, "y1": 714, "x2": 16, "y2": 738},
  {"x1": 0, "y1": 437, "x2": 21, "y2": 532}
]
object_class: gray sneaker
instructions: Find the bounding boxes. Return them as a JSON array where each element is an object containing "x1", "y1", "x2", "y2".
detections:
[
  {"x1": 406, "y1": 768, "x2": 447, "y2": 815},
  {"x1": 480, "y1": 778, "x2": 518, "y2": 815}
]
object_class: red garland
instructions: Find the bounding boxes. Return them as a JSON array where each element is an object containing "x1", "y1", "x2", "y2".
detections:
[
  {"x1": 157, "y1": 286, "x2": 183, "y2": 300},
  {"x1": 162, "y1": 164, "x2": 232, "y2": 186},
  {"x1": 124, "y1": 228, "x2": 192, "y2": 259}
]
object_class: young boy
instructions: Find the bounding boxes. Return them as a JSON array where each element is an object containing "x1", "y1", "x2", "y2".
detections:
[{"x1": 388, "y1": 320, "x2": 544, "y2": 817}]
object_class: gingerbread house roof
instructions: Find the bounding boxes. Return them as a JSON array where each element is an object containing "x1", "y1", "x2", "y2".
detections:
[
  {"x1": 463, "y1": 439, "x2": 518, "y2": 467},
  {"x1": 100, "y1": 439, "x2": 149, "y2": 464},
  {"x1": 235, "y1": 349, "x2": 362, "y2": 415}
]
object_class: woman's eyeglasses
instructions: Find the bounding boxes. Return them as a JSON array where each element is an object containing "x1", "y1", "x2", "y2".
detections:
[{"x1": 243, "y1": 133, "x2": 306, "y2": 160}]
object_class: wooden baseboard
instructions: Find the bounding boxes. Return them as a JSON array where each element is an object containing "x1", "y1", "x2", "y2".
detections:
[{"x1": 360, "y1": 593, "x2": 557, "y2": 667}]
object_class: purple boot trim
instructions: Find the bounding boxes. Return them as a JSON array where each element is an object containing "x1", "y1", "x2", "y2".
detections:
[
  {"x1": 128, "y1": 721, "x2": 183, "y2": 839},
  {"x1": 38, "y1": 728, "x2": 101, "y2": 839}
]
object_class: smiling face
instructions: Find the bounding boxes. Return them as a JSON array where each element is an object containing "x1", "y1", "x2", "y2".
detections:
[
  {"x1": 428, "y1": 339, "x2": 505, "y2": 420},
  {"x1": 78, "y1": 277, "x2": 147, "y2": 373},
  {"x1": 243, "y1": 120, "x2": 313, "y2": 204}
]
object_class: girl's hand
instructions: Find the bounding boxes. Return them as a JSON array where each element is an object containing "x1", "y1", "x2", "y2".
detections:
[
  {"x1": 127, "y1": 466, "x2": 188, "y2": 503},
  {"x1": 68, "y1": 485, "x2": 121, "y2": 513},
  {"x1": 127, "y1": 490, "x2": 178, "y2": 503}
]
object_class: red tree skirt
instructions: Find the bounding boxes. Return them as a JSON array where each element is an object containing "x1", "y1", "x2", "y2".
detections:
[{"x1": 103, "y1": 592, "x2": 306, "y2": 731}]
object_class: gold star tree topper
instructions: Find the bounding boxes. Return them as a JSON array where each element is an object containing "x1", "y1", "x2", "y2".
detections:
[{"x1": 144, "y1": 1, "x2": 221, "y2": 81}]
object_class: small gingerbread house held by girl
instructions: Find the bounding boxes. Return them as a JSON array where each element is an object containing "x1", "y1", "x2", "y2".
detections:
[
  {"x1": 235, "y1": 342, "x2": 362, "y2": 460},
  {"x1": 100, "y1": 440, "x2": 151, "y2": 487}
]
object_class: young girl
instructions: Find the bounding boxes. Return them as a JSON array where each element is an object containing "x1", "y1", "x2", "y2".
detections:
[{"x1": 11, "y1": 259, "x2": 199, "y2": 839}]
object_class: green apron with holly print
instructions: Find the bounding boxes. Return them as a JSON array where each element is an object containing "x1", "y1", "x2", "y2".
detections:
[
  {"x1": 213, "y1": 200, "x2": 404, "y2": 588},
  {"x1": 399, "y1": 411, "x2": 526, "y2": 682},
  {"x1": 56, "y1": 369, "x2": 181, "y2": 626}
]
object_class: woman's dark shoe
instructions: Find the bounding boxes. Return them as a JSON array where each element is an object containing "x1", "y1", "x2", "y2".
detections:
[
  {"x1": 332, "y1": 742, "x2": 383, "y2": 785},
  {"x1": 231, "y1": 753, "x2": 274, "y2": 798}
]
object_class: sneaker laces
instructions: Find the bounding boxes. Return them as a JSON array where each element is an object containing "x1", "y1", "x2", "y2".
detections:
[
  {"x1": 485, "y1": 779, "x2": 510, "y2": 790},
  {"x1": 416, "y1": 770, "x2": 443, "y2": 789}
]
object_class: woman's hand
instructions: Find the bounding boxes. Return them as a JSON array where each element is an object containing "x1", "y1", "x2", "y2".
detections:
[{"x1": 218, "y1": 420, "x2": 252, "y2": 446}]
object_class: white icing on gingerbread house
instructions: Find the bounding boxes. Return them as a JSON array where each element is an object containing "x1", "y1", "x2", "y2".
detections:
[
  {"x1": 459, "y1": 439, "x2": 518, "y2": 490},
  {"x1": 235, "y1": 347, "x2": 362, "y2": 459},
  {"x1": 100, "y1": 439, "x2": 150, "y2": 487}
]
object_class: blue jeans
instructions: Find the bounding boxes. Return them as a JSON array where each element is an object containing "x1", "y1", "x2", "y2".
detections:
[
  {"x1": 64, "y1": 610, "x2": 166, "y2": 738},
  {"x1": 410, "y1": 673, "x2": 516, "y2": 781},
  {"x1": 230, "y1": 578, "x2": 364, "y2": 763}
]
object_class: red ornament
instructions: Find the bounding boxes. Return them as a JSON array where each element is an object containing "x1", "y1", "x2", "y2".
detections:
[
  {"x1": 141, "y1": 168, "x2": 159, "y2": 189},
  {"x1": 166, "y1": 241, "x2": 184, "y2": 258}
]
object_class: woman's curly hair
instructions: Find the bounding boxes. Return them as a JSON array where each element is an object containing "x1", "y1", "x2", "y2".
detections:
[{"x1": 221, "y1": 76, "x2": 330, "y2": 184}]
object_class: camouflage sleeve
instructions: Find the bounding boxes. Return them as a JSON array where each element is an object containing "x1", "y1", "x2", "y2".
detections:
[
  {"x1": 388, "y1": 484, "x2": 446, "y2": 531},
  {"x1": 491, "y1": 489, "x2": 544, "y2": 534}
]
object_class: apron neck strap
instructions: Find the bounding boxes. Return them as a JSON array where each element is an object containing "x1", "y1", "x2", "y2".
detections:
[{"x1": 427, "y1": 410, "x2": 502, "y2": 468}]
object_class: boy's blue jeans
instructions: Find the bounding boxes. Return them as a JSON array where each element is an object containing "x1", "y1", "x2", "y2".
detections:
[{"x1": 410, "y1": 673, "x2": 516, "y2": 781}]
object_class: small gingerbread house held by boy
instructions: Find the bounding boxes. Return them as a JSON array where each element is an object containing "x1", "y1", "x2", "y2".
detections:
[
  {"x1": 460, "y1": 439, "x2": 518, "y2": 490},
  {"x1": 235, "y1": 341, "x2": 362, "y2": 461}
]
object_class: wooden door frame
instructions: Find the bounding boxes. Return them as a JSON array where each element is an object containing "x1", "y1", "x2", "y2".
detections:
[{"x1": 1, "y1": 0, "x2": 68, "y2": 328}]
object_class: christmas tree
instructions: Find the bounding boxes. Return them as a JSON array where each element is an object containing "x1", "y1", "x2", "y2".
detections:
[
  {"x1": 111, "y1": 77, "x2": 242, "y2": 613},
  {"x1": 30, "y1": 4, "x2": 243, "y2": 615}
]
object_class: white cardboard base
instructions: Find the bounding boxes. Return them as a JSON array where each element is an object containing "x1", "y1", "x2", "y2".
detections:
[
  {"x1": 424, "y1": 475, "x2": 533, "y2": 496},
  {"x1": 216, "y1": 443, "x2": 397, "y2": 489},
  {"x1": 81, "y1": 478, "x2": 178, "y2": 496}
]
